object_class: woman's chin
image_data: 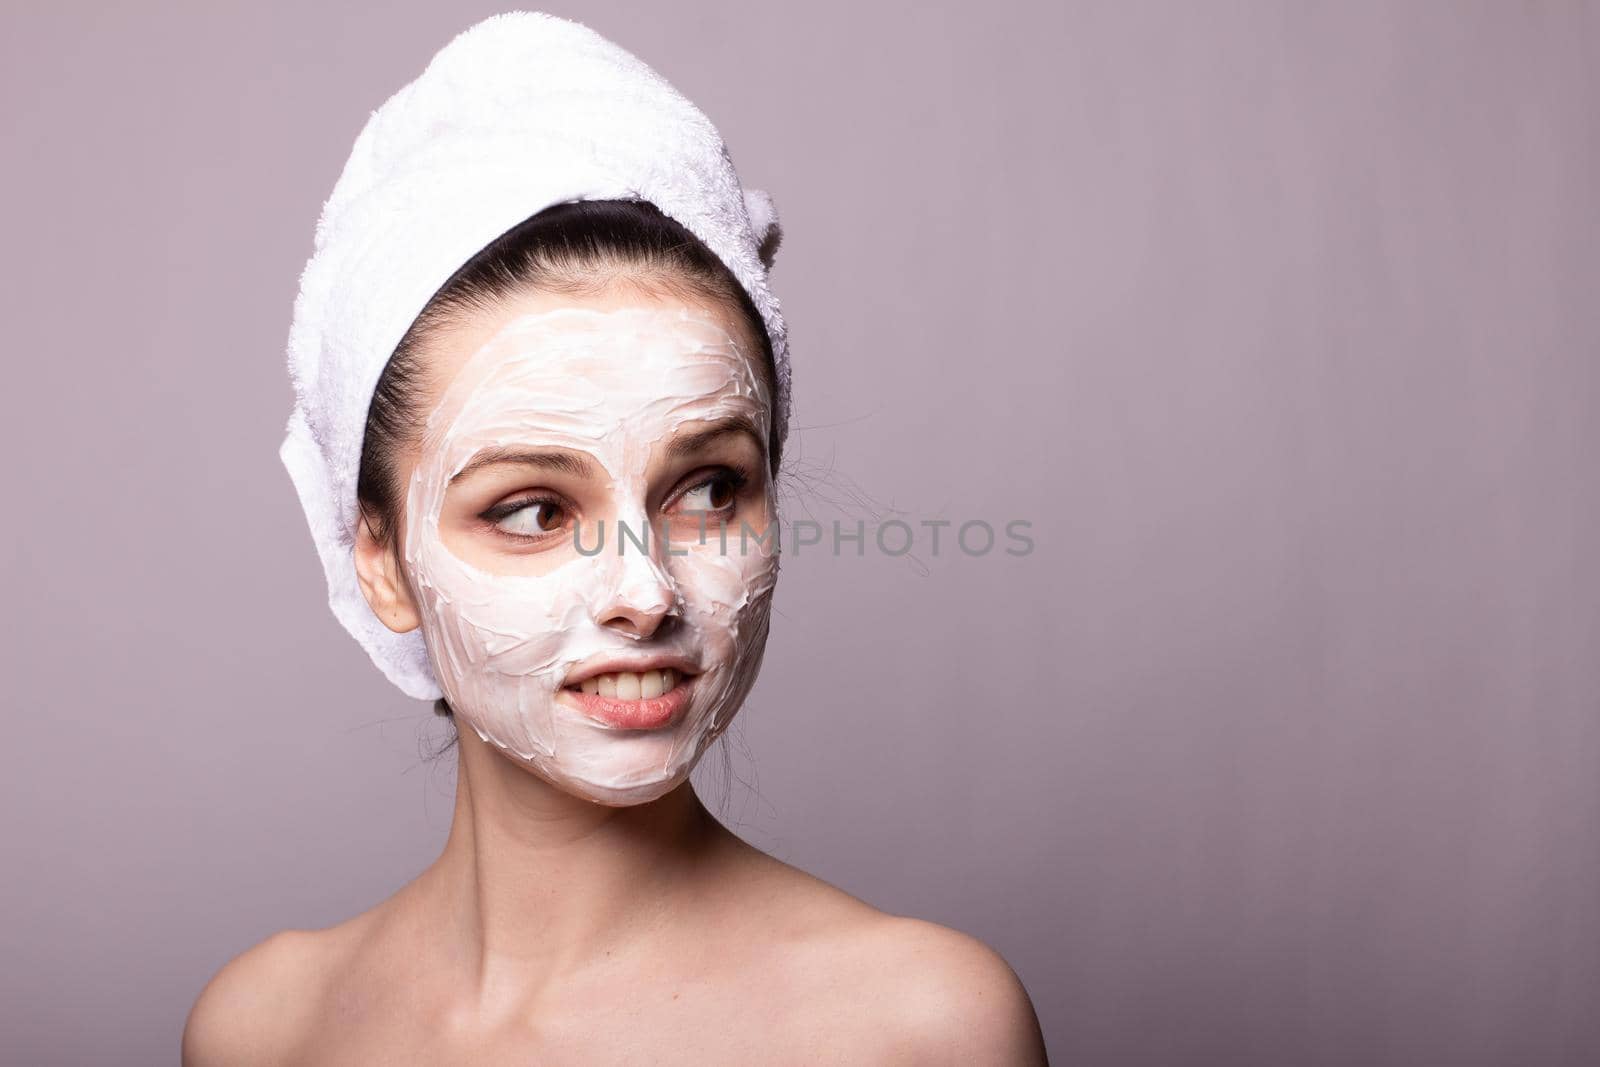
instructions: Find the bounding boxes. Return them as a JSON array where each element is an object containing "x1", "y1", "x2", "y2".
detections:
[
  {"x1": 457, "y1": 692, "x2": 732, "y2": 806},
  {"x1": 509, "y1": 717, "x2": 707, "y2": 806},
  {"x1": 531, "y1": 758, "x2": 691, "y2": 807}
]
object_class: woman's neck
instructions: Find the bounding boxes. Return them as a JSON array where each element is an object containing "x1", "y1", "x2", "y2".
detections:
[{"x1": 410, "y1": 727, "x2": 725, "y2": 1006}]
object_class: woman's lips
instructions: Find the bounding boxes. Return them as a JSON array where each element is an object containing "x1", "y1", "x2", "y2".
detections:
[{"x1": 560, "y1": 668, "x2": 696, "y2": 730}]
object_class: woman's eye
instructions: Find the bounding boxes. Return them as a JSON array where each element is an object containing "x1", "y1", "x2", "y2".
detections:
[
  {"x1": 491, "y1": 499, "x2": 569, "y2": 537},
  {"x1": 674, "y1": 471, "x2": 741, "y2": 513}
]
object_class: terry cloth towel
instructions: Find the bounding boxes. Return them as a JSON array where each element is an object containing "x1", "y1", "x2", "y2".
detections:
[{"x1": 279, "y1": 10, "x2": 790, "y2": 701}]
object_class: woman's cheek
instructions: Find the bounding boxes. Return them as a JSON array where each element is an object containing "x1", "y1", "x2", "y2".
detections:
[
  {"x1": 684, "y1": 539, "x2": 779, "y2": 707},
  {"x1": 675, "y1": 533, "x2": 778, "y2": 632}
]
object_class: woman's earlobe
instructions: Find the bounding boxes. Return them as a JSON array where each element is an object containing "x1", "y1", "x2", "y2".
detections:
[{"x1": 353, "y1": 513, "x2": 422, "y2": 634}]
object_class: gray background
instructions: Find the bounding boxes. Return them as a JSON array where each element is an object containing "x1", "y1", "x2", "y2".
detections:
[{"x1": 3, "y1": 2, "x2": 1596, "y2": 1064}]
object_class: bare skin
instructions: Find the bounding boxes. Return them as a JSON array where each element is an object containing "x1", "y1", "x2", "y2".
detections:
[{"x1": 184, "y1": 281, "x2": 1048, "y2": 1064}]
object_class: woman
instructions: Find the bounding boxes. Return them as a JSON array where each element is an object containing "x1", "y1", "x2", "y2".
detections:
[{"x1": 184, "y1": 12, "x2": 1047, "y2": 1064}]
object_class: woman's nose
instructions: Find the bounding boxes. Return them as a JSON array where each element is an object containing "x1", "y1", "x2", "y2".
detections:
[{"x1": 590, "y1": 527, "x2": 680, "y2": 639}]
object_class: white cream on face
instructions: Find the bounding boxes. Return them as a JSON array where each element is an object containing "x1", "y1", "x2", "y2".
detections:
[{"x1": 400, "y1": 304, "x2": 779, "y2": 806}]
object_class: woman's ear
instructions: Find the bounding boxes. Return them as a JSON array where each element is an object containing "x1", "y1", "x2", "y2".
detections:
[{"x1": 353, "y1": 511, "x2": 422, "y2": 634}]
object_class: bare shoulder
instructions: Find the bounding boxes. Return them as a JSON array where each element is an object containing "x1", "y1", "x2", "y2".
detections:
[
  {"x1": 857, "y1": 914, "x2": 1049, "y2": 1065},
  {"x1": 180, "y1": 921, "x2": 358, "y2": 1067},
  {"x1": 727, "y1": 848, "x2": 1048, "y2": 1063}
]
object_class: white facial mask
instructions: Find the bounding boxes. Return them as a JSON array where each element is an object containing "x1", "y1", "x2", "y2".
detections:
[{"x1": 401, "y1": 305, "x2": 780, "y2": 806}]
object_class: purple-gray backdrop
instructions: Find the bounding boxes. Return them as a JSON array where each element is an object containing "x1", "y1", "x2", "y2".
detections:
[{"x1": 3, "y1": 2, "x2": 1596, "y2": 1064}]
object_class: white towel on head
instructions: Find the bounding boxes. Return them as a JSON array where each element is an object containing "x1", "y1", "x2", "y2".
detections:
[{"x1": 279, "y1": 10, "x2": 791, "y2": 701}]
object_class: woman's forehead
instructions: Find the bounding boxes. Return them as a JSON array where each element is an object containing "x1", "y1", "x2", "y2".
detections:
[
  {"x1": 430, "y1": 285, "x2": 758, "y2": 372},
  {"x1": 423, "y1": 304, "x2": 771, "y2": 466}
]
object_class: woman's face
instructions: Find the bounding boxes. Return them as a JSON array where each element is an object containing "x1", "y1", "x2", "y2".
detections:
[{"x1": 391, "y1": 285, "x2": 779, "y2": 806}]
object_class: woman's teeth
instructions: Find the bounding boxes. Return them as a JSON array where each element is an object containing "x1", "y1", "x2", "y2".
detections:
[{"x1": 576, "y1": 669, "x2": 683, "y2": 700}]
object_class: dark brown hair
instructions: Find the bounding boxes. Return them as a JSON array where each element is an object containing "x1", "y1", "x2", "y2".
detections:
[{"x1": 354, "y1": 198, "x2": 780, "y2": 722}]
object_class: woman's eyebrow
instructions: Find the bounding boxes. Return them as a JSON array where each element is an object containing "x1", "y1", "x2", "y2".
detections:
[
  {"x1": 450, "y1": 446, "x2": 595, "y2": 483},
  {"x1": 665, "y1": 415, "x2": 765, "y2": 460}
]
